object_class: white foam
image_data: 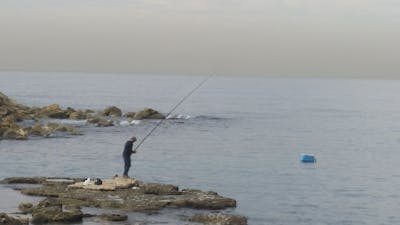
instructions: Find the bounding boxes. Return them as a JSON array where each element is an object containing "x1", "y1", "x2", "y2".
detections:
[
  {"x1": 119, "y1": 120, "x2": 130, "y2": 126},
  {"x1": 48, "y1": 119, "x2": 87, "y2": 126},
  {"x1": 167, "y1": 114, "x2": 191, "y2": 120},
  {"x1": 130, "y1": 120, "x2": 141, "y2": 125}
]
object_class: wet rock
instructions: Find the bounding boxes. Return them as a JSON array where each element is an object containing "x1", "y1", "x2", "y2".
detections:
[
  {"x1": 31, "y1": 198, "x2": 83, "y2": 224},
  {"x1": 29, "y1": 123, "x2": 80, "y2": 136},
  {"x1": 99, "y1": 213, "x2": 128, "y2": 221},
  {"x1": 2, "y1": 127, "x2": 28, "y2": 140},
  {"x1": 0, "y1": 213, "x2": 28, "y2": 225},
  {"x1": 0, "y1": 92, "x2": 17, "y2": 105},
  {"x1": 18, "y1": 203, "x2": 34, "y2": 214},
  {"x1": 0, "y1": 116, "x2": 28, "y2": 140},
  {"x1": 29, "y1": 123, "x2": 51, "y2": 137},
  {"x1": 69, "y1": 111, "x2": 87, "y2": 120},
  {"x1": 45, "y1": 123, "x2": 80, "y2": 135},
  {"x1": 142, "y1": 183, "x2": 179, "y2": 195},
  {"x1": 102, "y1": 106, "x2": 122, "y2": 117},
  {"x1": 133, "y1": 108, "x2": 165, "y2": 120},
  {"x1": 86, "y1": 116, "x2": 114, "y2": 127},
  {"x1": 7, "y1": 177, "x2": 236, "y2": 212},
  {"x1": 0, "y1": 92, "x2": 30, "y2": 120},
  {"x1": 0, "y1": 177, "x2": 46, "y2": 184},
  {"x1": 171, "y1": 189, "x2": 236, "y2": 210},
  {"x1": 65, "y1": 107, "x2": 76, "y2": 116},
  {"x1": 189, "y1": 213, "x2": 247, "y2": 225},
  {"x1": 63, "y1": 204, "x2": 81, "y2": 211},
  {"x1": 36, "y1": 198, "x2": 62, "y2": 208},
  {"x1": 32, "y1": 208, "x2": 83, "y2": 224},
  {"x1": 39, "y1": 104, "x2": 68, "y2": 119},
  {"x1": 124, "y1": 112, "x2": 136, "y2": 118}
]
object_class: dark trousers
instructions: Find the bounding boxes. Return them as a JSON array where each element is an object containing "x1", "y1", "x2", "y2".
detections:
[{"x1": 123, "y1": 155, "x2": 131, "y2": 176}]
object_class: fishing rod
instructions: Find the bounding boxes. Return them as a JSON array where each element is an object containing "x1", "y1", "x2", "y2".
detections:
[{"x1": 133, "y1": 74, "x2": 214, "y2": 152}]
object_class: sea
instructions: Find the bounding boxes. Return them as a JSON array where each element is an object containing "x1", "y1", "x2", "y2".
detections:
[{"x1": 1, "y1": 72, "x2": 400, "y2": 225}]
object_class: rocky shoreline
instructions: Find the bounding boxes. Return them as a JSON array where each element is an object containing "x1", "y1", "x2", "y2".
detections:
[
  {"x1": 0, "y1": 91, "x2": 165, "y2": 140},
  {"x1": 0, "y1": 177, "x2": 247, "y2": 225}
]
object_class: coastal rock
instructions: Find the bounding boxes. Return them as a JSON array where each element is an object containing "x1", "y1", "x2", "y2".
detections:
[
  {"x1": 142, "y1": 183, "x2": 179, "y2": 195},
  {"x1": 0, "y1": 91, "x2": 165, "y2": 140},
  {"x1": 189, "y1": 213, "x2": 247, "y2": 225},
  {"x1": 0, "y1": 213, "x2": 28, "y2": 225},
  {"x1": 18, "y1": 203, "x2": 34, "y2": 214},
  {"x1": 99, "y1": 213, "x2": 128, "y2": 221},
  {"x1": 5, "y1": 176, "x2": 236, "y2": 212},
  {"x1": 29, "y1": 123, "x2": 51, "y2": 136},
  {"x1": 29, "y1": 123, "x2": 80, "y2": 136},
  {"x1": 0, "y1": 116, "x2": 29, "y2": 140},
  {"x1": 0, "y1": 92, "x2": 29, "y2": 120},
  {"x1": 0, "y1": 177, "x2": 46, "y2": 184},
  {"x1": 124, "y1": 112, "x2": 136, "y2": 118},
  {"x1": 171, "y1": 189, "x2": 236, "y2": 210},
  {"x1": 2, "y1": 128, "x2": 28, "y2": 140},
  {"x1": 133, "y1": 108, "x2": 165, "y2": 120},
  {"x1": 69, "y1": 111, "x2": 87, "y2": 120},
  {"x1": 2, "y1": 126, "x2": 28, "y2": 140},
  {"x1": 31, "y1": 198, "x2": 83, "y2": 224},
  {"x1": 0, "y1": 107, "x2": 27, "y2": 122},
  {"x1": 45, "y1": 123, "x2": 80, "y2": 135},
  {"x1": 86, "y1": 116, "x2": 114, "y2": 127},
  {"x1": 102, "y1": 106, "x2": 122, "y2": 117},
  {"x1": 38, "y1": 104, "x2": 68, "y2": 119},
  {"x1": 65, "y1": 107, "x2": 76, "y2": 116},
  {"x1": 0, "y1": 92, "x2": 16, "y2": 105}
]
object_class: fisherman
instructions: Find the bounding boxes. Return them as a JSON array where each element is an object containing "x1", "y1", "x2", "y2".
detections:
[{"x1": 122, "y1": 136, "x2": 137, "y2": 178}]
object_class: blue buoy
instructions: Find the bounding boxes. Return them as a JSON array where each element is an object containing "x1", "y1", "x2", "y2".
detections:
[{"x1": 300, "y1": 154, "x2": 316, "y2": 163}]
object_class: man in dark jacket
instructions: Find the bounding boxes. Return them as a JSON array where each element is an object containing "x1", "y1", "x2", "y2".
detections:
[{"x1": 122, "y1": 136, "x2": 137, "y2": 178}]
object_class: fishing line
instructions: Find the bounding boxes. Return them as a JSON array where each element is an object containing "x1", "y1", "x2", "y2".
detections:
[{"x1": 133, "y1": 74, "x2": 214, "y2": 151}]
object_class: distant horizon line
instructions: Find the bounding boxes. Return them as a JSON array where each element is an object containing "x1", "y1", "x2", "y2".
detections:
[{"x1": 0, "y1": 69, "x2": 399, "y2": 81}]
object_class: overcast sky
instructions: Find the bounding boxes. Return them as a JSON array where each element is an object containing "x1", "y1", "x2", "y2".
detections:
[{"x1": 1, "y1": 0, "x2": 399, "y2": 77}]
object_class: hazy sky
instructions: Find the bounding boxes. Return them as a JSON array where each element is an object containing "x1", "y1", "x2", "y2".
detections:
[{"x1": 1, "y1": 0, "x2": 399, "y2": 77}]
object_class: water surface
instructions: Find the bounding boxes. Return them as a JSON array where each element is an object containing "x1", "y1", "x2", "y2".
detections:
[{"x1": 1, "y1": 72, "x2": 400, "y2": 224}]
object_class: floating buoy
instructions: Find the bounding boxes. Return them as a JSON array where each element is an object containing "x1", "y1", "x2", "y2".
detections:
[{"x1": 300, "y1": 154, "x2": 316, "y2": 163}]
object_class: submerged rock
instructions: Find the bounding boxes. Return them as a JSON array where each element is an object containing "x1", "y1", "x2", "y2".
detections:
[
  {"x1": 189, "y1": 213, "x2": 247, "y2": 225},
  {"x1": 102, "y1": 106, "x2": 122, "y2": 117},
  {"x1": 99, "y1": 213, "x2": 128, "y2": 221},
  {"x1": 133, "y1": 108, "x2": 165, "y2": 120}
]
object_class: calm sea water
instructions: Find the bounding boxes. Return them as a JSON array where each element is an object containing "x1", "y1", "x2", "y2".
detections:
[{"x1": 1, "y1": 72, "x2": 400, "y2": 225}]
